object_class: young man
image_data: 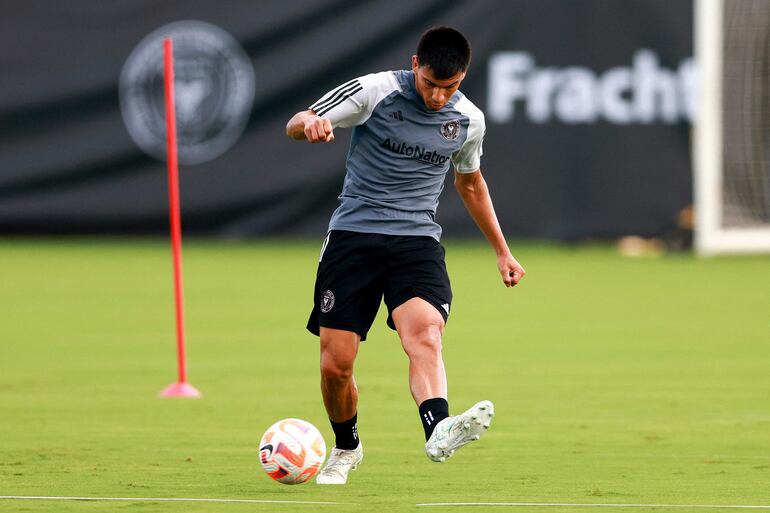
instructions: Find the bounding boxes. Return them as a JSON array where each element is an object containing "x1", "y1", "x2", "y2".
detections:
[{"x1": 286, "y1": 27, "x2": 525, "y2": 485}]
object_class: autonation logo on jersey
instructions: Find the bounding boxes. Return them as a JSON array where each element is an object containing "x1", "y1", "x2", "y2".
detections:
[{"x1": 487, "y1": 49, "x2": 695, "y2": 125}]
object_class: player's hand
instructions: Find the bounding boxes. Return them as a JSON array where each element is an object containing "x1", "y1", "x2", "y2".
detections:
[
  {"x1": 498, "y1": 253, "x2": 525, "y2": 287},
  {"x1": 303, "y1": 115, "x2": 335, "y2": 143}
]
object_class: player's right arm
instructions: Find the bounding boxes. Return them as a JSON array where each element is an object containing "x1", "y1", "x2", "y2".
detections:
[
  {"x1": 286, "y1": 110, "x2": 335, "y2": 143},
  {"x1": 286, "y1": 72, "x2": 400, "y2": 144}
]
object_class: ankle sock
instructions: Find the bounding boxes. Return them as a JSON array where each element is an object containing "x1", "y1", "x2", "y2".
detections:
[
  {"x1": 419, "y1": 397, "x2": 449, "y2": 441},
  {"x1": 330, "y1": 413, "x2": 359, "y2": 450}
]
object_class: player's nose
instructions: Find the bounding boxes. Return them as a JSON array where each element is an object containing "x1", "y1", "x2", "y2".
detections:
[{"x1": 431, "y1": 89, "x2": 447, "y2": 107}]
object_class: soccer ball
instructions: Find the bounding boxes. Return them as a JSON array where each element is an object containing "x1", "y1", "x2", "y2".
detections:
[{"x1": 259, "y1": 418, "x2": 326, "y2": 484}]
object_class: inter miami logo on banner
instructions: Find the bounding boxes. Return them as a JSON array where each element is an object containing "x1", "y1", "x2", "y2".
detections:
[
  {"x1": 441, "y1": 119, "x2": 460, "y2": 140},
  {"x1": 119, "y1": 21, "x2": 255, "y2": 164}
]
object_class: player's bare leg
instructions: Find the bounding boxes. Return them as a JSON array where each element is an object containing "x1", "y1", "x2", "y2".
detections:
[
  {"x1": 317, "y1": 327, "x2": 363, "y2": 484},
  {"x1": 393, "y1": 297, "x2": 494, "y2": 462},
  {"x1": 319, "y1": 327, "x2": 360, "y2": 421},
  {"x1": 392, "y1": 297, "x2": 447, "y2": 404}
]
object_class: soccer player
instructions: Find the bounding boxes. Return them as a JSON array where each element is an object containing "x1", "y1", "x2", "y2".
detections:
[{"x1": 286, "y1": 27, "x2": 525, "y2": 485}]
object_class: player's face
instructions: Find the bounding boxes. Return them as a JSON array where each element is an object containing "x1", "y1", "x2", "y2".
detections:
[{"x1": 412, "y1": 55, "x2": 466, "y2": 111}]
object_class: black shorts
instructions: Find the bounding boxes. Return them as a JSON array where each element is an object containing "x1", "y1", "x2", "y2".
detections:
[{"x1": 307, "y1": 230, "x2": 452, "y2": 341}]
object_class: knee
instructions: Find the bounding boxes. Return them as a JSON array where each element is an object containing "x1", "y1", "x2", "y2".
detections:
[
  {"x1": 320, "y1": 356, "x2": 353, "y2": 383},
  {"x1": 402, "y1": 321, "x2": 444, "y2": 360},
  {"x1": 319, "y1": 341, "x2": 355, "y2": 383}
]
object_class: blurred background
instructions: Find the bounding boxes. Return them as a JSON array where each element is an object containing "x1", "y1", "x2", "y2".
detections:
[{"x1": 0, "y1": 0, "x2": 696, "y2": 243}]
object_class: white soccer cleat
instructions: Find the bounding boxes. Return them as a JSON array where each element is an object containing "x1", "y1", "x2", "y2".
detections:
[
  {"x1": 425, "y1": 400, "x2": 494, "y2": 462},
  {"x1": 315, "y1": 443, "x2": 363, "y2": 485}
]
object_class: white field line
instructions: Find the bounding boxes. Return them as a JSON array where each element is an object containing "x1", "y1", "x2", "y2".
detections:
[
  {"x1": 416, "y1": 503, "x2": 770, "y2": 509},
  {"x1": 0, "y1": 495, "x2": 349, "y2": 505},
  {"x1": 4, "y1": 496, "x2": 770, "y2": 509}
]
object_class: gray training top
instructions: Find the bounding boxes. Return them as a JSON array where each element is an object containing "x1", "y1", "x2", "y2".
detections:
[{"x1": 309, "y1": 70, "x2": 485, "y2": 241}]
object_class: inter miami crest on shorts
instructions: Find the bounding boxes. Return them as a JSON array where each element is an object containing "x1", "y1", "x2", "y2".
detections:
[{"x1": 320, "y1": 290, "x2": 335, "y2": 313}]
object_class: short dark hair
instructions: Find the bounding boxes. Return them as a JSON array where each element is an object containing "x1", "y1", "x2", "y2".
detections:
[{"x1": 416, "y1": 27, "x2": 471, "y2": 79}]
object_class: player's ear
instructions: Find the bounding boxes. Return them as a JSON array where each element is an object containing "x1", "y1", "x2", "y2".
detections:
[{"x1": 411, "y1": 55, "x2": 419, "y2": 72}]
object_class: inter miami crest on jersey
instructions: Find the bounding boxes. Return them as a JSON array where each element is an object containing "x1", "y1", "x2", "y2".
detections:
[{"x1": 441, "y1": 119, "x2": 461, "y2": 140}]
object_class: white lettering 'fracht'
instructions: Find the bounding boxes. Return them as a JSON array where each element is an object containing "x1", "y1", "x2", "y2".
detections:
[{"x1": 487, "y1": 49, "x2": 696, "y2": 125}]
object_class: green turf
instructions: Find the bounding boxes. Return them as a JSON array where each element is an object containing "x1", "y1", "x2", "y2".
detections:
[{"x1": 0, "y1": 240, "x2": 768, "y2": 513}]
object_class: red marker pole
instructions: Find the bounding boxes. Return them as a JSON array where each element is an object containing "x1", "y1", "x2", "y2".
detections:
[{"x1": 159, "y1": 37, "x2": 201, "y2": 398}]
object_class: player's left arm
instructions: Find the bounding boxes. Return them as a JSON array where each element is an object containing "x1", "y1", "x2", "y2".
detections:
[{"x1": 454, "y1": 169, "x2": 525, "y2": 287}]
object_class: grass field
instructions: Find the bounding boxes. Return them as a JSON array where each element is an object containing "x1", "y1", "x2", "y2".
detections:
[{"x1": 0, "y1": 240, "x2": 768, "y2": 513}]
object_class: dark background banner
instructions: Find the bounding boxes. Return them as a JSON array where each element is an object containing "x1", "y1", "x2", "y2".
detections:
[{"x1": 0, "y1": 0, "x2": 693, "y2": 239}]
